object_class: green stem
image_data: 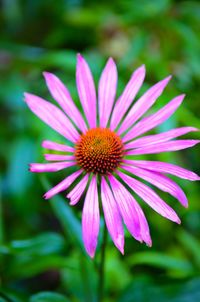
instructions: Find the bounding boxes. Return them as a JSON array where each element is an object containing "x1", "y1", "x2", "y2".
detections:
[{"x1": 98, "y1": 223, "x2": 107, "y2": 302}]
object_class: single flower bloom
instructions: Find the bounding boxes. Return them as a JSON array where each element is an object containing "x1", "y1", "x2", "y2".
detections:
[{"x1": 25, "y1": 54, "x2": 200, "y2": 258}]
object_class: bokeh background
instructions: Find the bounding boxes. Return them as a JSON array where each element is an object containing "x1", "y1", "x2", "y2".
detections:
[{"x1": 0, "y1": 0, "x2": 200, "y2": 301}]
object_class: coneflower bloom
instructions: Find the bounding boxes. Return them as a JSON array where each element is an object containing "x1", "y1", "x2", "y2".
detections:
[{"x1": 25, "y1": 54, "x2": 199, "y2": 257}]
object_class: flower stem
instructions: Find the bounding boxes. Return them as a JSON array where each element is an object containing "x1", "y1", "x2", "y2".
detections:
[{"x1": 98, "y1": 223, "x2": 107, "y2": 302}]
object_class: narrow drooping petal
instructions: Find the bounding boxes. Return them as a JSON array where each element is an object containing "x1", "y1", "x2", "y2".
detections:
[
  {"x1": 125, "y1": 160, "x2": 200, "y2": 181},
  {"x1": 117, "y1": 171, "x2": 181, "y2": 223},
  {"x1": 76, "y1": 54, "x2": 97, "y2": 128},
  {"x1": 101, "y1": 177, "x2": 124, "y2": 253},
  {"x1": 44, "y1": 154, "x2": 75, "y2": 161},
  {"x1": 131, "y1": 200, "x2": 152, "y2": 246},
  {"x1": 108, "y1": 175, "x2": 142, "y2": 242},
  {"x1": 29, "y1": 161, "x2": 75, "y2": 173},
  {"x1": 67, "y1": 174, "x2": 89, "y2": 206},
  {"x1": 122, "y1": 165, "x2": 188, "y2": 207},
  {"x1": 82, "y1": 176, "x2": 100, "y2": 258},
  {"x1": 42, "y1": 140, "x2": 75, "y2": 153},
  {"x1": 44, "y1": 170, "x2": 82, "y2": 199},
  {"x1": 43, "y1": 72, "x2": 87, "y2": 133},
  {"x1": 110, "y1": 65, "x2": 145, "y2": 130},
  {"x1": 125, "y1": 127, "x2": 197, "y2": 149},
  {"x1": 98, "y1": 58, "x2": 118, "y2": 128},
  {"x1": 24, "y1": 93, "x2": 79, "y2": 143},
  {"x1": 123, "y1": 94, "x2": 184, "y2": 142},
  {"x1": 126, "y1": 140, "x2": 199, "y2": 156},
  {"x1": 118, "y1": 76, "x2": 171, "y2": 135}
]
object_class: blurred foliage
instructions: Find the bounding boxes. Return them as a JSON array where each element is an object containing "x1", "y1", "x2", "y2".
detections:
[{"x1": 0, "y1": 0, "x2": 200, "y2": 301}]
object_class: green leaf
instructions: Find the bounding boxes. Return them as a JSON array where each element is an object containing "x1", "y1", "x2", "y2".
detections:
[
  {"x1": 118, "y1": 277, "x2": 200, "y2": 302},
  {"x1": 30, "y1": 292, "x2": 70, "y2": 302},
  {"x1": 7, "y1": 255, "x2": 74, "y2": 279},
  {"x1": 127, "y1": 251, "x2": 194, "y2": 275},
  {"x1": 9, "y1": 232, "x2": 65, "y2": 256},
  {"x1": 177, "y1": 229, "x2": 200, "y2": 268}
]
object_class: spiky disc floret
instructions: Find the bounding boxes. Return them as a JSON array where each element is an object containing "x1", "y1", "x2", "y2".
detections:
[{"x1": 75, "y1": 128, "x2": 124, "y2": 174}]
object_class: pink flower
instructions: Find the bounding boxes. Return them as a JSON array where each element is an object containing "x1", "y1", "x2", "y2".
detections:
[{"x1": 25, "y1": 54, "x2": 200, "y2": 258}]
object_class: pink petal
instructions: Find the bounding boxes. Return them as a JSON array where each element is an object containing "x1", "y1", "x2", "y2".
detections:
[
  {"x1": 126, "y1": 140, "x2": 200, "y2": 156},
  {"x1": 125, "y1": 127, "x2": 198, "y2": 149},
  {"x1": 44, "y1": 154, "x2": 75, "y2": 161},
  {"x1": 118, "y1": 76, "x2": 171, "y2": 135},
  {"x1": 42, "y1": 140, "x2": 74, "y2": 153},
  {"x1": 82, "y1": 175, "x2": 100, "y2": 258},
  {"x1": 122, "y1": 165, "x2": 188, "y2": 207},
  {"x1": 76, "y1": 54, "x2": 97, "y2": 128},
  {"x1": 98, "y1": 58, "x2": 118, "y2": 128},
  {"x1": 43, "y1": 170, "x2": 82, "y2": 199},
  {"x1": 101, "y1": 177, "x2": 124, "y2": 254},
  {"x1": 125, "y1": 160, "x2": 200, "y2": 181},
  {"x1": 67, "y1": 174, "x2": 89, "y2": 206},
  {"x1": 110, "y1": 65, "x2": 145, "y2": 130},
  {"x1": 117, "y1": 171, "x2": 181, "y2": 224},
  {"x1": 130, "y1": 200, "x2": 152, "y2": 247},
  {"x1": 43, "y1": 72, "x2": 87, "y2": 133},
  {"x1": 123, "y1": 94, "x2": 184, "y2": 142},
  {"x1": 29, "y1": 161, "x2": 75, "y2": 173},
  {"x1": 24, "y1": 93, "x2": 79, "y2": 143},
  {"x1": 111, "y1": 174, "x2": 152, "y2": 246},
  {"x1": 108, "y1": 175, "x2": 142, "y2": 242}
]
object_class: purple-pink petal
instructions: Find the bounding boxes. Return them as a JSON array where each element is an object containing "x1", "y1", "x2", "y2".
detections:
[
  {"x1": 43, "y1": 170, "x2": 82, "y2": 199},
  {"x1": 108, "y1": 175, "x2": 142, "y2": 242},
  {"x1": 125, "y1": 127, "x2": 197, "y2": 149},
  {"x1": 98, "y1": 58, "x2": 118, "y2": 128},
  {"x1": 110, "y1": 65, "x2": 145, "y2": 130},
  {"x1": 117, "y1": 171, "x2": 181, "y2": 224},
  {"x1": 131, "y1": 201, "x2": 152, "y2": 247},
  {"x1": 43, "y1": 72, "x2": 87, "y2": 133},
  {"x1": 122, "y1": 165, "x2": 188, "y2": 207},
  {"x1": 101, "y1": 177, "x2": 124, "y2": 254},
  {"x1": 123, "y1": 94, "x2": 184, "y2": 142},
  {"x1": 67, "y1": 174, "x2": 89, "y2": 206},
  {"x1": 24, "y1": 93, "x2": 79, "y2": 143},
  {"x1": 126, "y1": 140, "x2": 200, "y2": 156},
  {"x1": 29, "y1": 161, "x2": 75, "y2": 173},
  {"x1": 42, "y1": 140, "x2": 74, "y2": 153},
  {"x1": 76, "y1": 54, "x2": 97, "y2": 128},
  {"x1": 118, "y1": 76, "x2": 171, "y2": 135},
  {"x1": 44, "y1": 154, "x2": 75, "y2": 161},
  {"x1": 126, "y1": 160, "x2": 200, "y2": 181},
  {"x1": 82, "y1": 175, "x2": 100, "y2": 258}
]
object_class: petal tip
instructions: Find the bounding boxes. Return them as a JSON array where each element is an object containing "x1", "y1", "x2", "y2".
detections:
[
  {"x1": 77, "y1": 53, "x2": 83, "y2": 62},
  {"x1": 43, "y1": 193, "x2": 48, "y2": 200},
  {"x1": 28, "y1": 163, "x2": 34, "y2": 172},
  {"x1": 108, "y1": 57, "x2": 115, "y2": 65},
  {"x1": 87, "y1": 249, "x2": 95, "y2": 258},
  {"x1": 140, "y1": 64, "x2": 146, "y2": 72},
  {"x1": 166, "y1": 75, "x2": 172, "y2": 81},
  {"x1": 178, "y1": 94, "x2": 186, "y2": 102},
  {"x1": 115, "y1": 235, "x2": 124, "y2": 255},
  {"x1": 143, "y1": 236, "x2": 152, "y2": 247},
  {"x1": 24, "y1": 92, "x2": 30, "y2": 101},
  {"x1": 43, "y1": 71, "x2": 51, "y2": 79},
  {"x1": 162, "y1": 75, "x2": 172, "y2": 85}
]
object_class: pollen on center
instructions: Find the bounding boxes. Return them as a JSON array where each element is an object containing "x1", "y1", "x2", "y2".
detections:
[{"x1": 75, "y1": 128, "x2": 124, "y2": 174}]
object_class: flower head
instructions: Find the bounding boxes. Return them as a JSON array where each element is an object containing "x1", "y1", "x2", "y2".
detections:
[{"x1": 25, "y1": 54, "x2": 200, "y2": 258}]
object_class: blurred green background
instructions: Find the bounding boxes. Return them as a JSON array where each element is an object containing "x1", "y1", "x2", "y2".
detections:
[{"x1": 0, "y1": 0, "x2": 200, "y2": 301}]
